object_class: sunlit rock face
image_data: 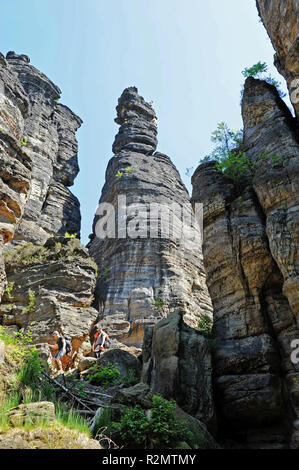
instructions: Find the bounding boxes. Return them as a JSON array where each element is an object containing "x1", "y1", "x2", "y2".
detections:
[
  {"x1": 88, "y1": 87, "x2": 213, "y2": 347},
  {"x1": 192, "y1": 77, "x2": 299, "y2": 448},
  {"x1": 256, "y1": 0, "x2": 299, "y2": 120},
  {"x1": 0, "y1": 237, "x2": 99, "y2": 369},
  {"x1": 0, "y1": 52, "x2": 32, "y2": 301},
  {"x1": 5, "y1": 51, "x2": 82, "y2": 245}
]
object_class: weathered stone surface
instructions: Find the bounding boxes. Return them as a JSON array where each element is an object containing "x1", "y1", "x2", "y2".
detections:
[
  {"x1": 111, "y1": 382, "x2": 153, "y2": 409},
  {"x1": 0, "y1": 53, "x2": 32, "y2": 300},
  {"x1": 256, "y1": 0, "x2": 299, "y2": 119},
  {"x1": 141, "y1": 310, "x2": 215, "y2": 430},
  {"x1": 0, "y1": 236, "x2": 98, "y2": 369},
  {"x1": 242, "y1": 77, "x2": 299, "y2": 321},
  {"x1": 110, "y1": 382, "x2": 218, "y2": 449},
  {"x1": 98, "y1": 348, "x2": 142, "y2": 380},
  {"x1": 7, "y1": 401, "x2": 56, "y2": 427},
  {"x1": 78, "y1": 356, "x2": 97, "y2": 372},
  {"x1": 88, "y1": 87, "x2": 212, "y2": 347},
  {"x1": 6, "y1": 52, "x2": 82, "y2": 244},
  {"x1": 192, "y1": 76, "x2": 299, "y2": 447},
  {"x1": 0, "y1": 425, "x2": 102, "y2": 449}
]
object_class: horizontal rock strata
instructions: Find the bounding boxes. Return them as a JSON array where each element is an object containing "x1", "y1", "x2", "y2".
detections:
[
  {"x1": 192, "y1": 77, "x2": 299, "y2": 448},
  {"x1": 88, "y1": 87, "x2": 212, "y2": 347}
]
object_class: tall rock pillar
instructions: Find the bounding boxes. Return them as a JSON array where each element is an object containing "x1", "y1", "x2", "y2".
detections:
[{"x1": 88, "y1": 87, "x2": 212, "y2": 347}]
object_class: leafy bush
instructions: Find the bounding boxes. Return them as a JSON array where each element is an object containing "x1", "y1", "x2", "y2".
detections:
[
  {"x1": 215, "y1": 150, "x2": 251, "y2": 182},
  {"x1": 115, "y1": 170, "x2": 123, "y2": 179},
  {"x1": 5, "y1": 282, "x2": 14, "y2": 300},
  {"x1": 20, "y1": 137, "x2": 29, "y2": 147},
  {"x1": 27, "y1": 289, "x2": 36, "y2": 313},
  {"x1": 112, "y1": 395, "x2": 192, "y2": 449},
  {"x1": 152, "y1": 298, "x2": 165, "y2": 308},
  {"x1": 64, "y1": 232, "x2": 77, "y2": 239},
  {"x1": 241, "y1": 61, "x2": 286, "y2": 98},
  {"x1": 113, "y1": 405, "x2": 149, "y2": 447},
  {"x1": 202, "y1": 122, "x2": 284, "y2": 184},
  {"x1": 87, "y1": 362, "x2": 121, "y2": 387},
  {"x1": 17, "y1": 347, "x2": 43, "y2": 387},
  {"x1": 197, "y1": 314, "x2": 213, "y2": 339}
]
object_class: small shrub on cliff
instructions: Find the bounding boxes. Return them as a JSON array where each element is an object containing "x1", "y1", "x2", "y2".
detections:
[
  {"x1": 20, "y1": 137, "x2": 29, "y2": 147},
  {"x1": 115, "y1": 170, "x2": 123, "y2": 179},
  {"x1": 202, "y1": 123, "x2": 284, "y2": 184},
  {"x1": 112, "y1": 395, "x2": 191, "y2": 449},
  {"x1": 4, "y1": 282, "x2": 14, "y2": 301},
  {"x1": 87, "y1": 362, "x2": 121, "y2": 387},
  {"x1": 197, "y1": 314, "x2": 213, "y2": 339},
  {"x1": 64, "y1": 232, "x2": 77, "y2": 239},
  {"x1": 152, "y1": 298, "x2": 165, "y2": 308},
  {"x1": 241, "y1": 61, "x2": 286, "y2": 99}
]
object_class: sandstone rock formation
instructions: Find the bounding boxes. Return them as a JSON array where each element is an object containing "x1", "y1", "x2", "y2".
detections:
[
  {"x1": 192, "y1": 77, "x2": 299, "y2": 447},
  {"x1": 256, "y1": 0, "x2": 299, "y2": 119},
  {"x1": 0, "y1": 236, "x2": 99, "y2": 369},
  {"x1": 141, "y1": 310, "x2": 215, "y2": 431},
  {"x1": 88, "y1": 87, "x2": 212, "y2": 347},
  {"x1": 0, "y1": 52, "x2": 32, "y2": 301},
  {"x1": 6, "y1": 52, "x2": 82, "y2": 245}
]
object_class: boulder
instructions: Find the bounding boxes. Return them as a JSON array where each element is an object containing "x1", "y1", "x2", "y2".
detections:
[
  {"x1": 98, "y1": 348, "x2": 142, "y2": 380},
  {"x1": 7, "y1": 402, "x2": 56, "y2": 427},
  {"x1": 141, "y1": 310, "x2": 216, "y2": 431}
]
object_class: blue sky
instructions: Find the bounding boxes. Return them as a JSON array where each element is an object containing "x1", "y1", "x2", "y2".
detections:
[{"x1": 0, "y1": 0, "x2": 288, "y2": 244}]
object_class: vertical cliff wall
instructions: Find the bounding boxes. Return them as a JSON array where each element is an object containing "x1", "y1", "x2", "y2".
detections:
[
  {"x1": 88, "y1": 87, "x2": 212, "y2": 347},
  {"x1": 256, "y1": 0, "x2": 299, "y2": 120},
  {"x1": 192, "y1": 77, "x2": 299, "y2": 447},
  {"x1": 0, "y1": 52, "x2": 99, "y2": 364},
  {"x1": 6, "y1": 52, "x2": 82, "y2": 245},
  {"x1": 0, "y1": 52, "x2": 32, "y2": 301}
]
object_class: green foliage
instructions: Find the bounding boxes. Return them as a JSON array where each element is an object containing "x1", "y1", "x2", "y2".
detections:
[
  {"x1": 197, "y1": 314, "x2": 213, "y2": 339},
  {"x1": 115, "y1": 170, "x2": 123, "y2": 179},
  {"x1": 55, "y1": 402, "x2": 91, "y2": 436},
  {"x1": 201, "y1": 122, "x2": 243, "y2": 165},
  {"x1": 112, "y1": 395, "x2": 192, "y2": 449},
  {"x1": 17, "y1": 348, "x2": 44, "y2": 387},
  {"x1": 91, "y1": 407, "x2": 113, "y2": 439},
  {"x1": 4, "y1": 243, "x2": 50, "y2": 271},
  {"x1": 242, "y1": 61, "x2": 268, "y2": 78},
  {"x1": 0, "y1": 392, "x2": 23, "y2": 431},
  {"x1": 152, "y1": 298, "x2": 165, "y2": 308},
  {"x1": 113, "y1": 405, "x2": 149, "y2": 447},
  {"x1": 203, "y1": 123, "x2": 284, "y2": 184},
  {"x1": 64, "y1": 232, "x2": 77, "y2": 239},
  {"x1": 5, "y1": 281, "x2": 14, "y2": 300},
  {"x1": 0, "y1": 326, "x2": 15, "y2": 345},
  {"x1": 241, "y1": 61, "x2": 286, "y2": 98},
  {"x1": 125, "y1": 166, "x2": 132, "y2": 175},
  {"x1": 20, "y1": 137, "x2": 29, "y2": 147},
  {"x1": 87, "y1": 362, "x2": 121, "y2": 387},
  {"x1": 27, "y1": 289, "x2": 36, "y2": 313},
  {"x1": 215, "y1": 150, "x2": 251, "y2": 182}
]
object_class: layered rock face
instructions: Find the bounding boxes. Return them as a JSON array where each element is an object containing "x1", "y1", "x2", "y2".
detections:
[
  {"x1": 88, "y1": 87, "x2": 212, "y2": 347},
  {"x1": 5, "y1": 52, "x2": 82, "y2": 245},
  {"x1": 192, "y1": 78, "x2": 299, "y2": 447},
  {"x1": 141, "y1": 310, "x2": 215, "y2": 431},
  {"x1": 0, "y1": 237, "x2": 99, "y2": 368},
  {"x1": 256, "y1": 0, "x2": 299, "y2": 119},
  {"x1": 0, "y1": 52, "x2": 32, "y2": 300}
]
